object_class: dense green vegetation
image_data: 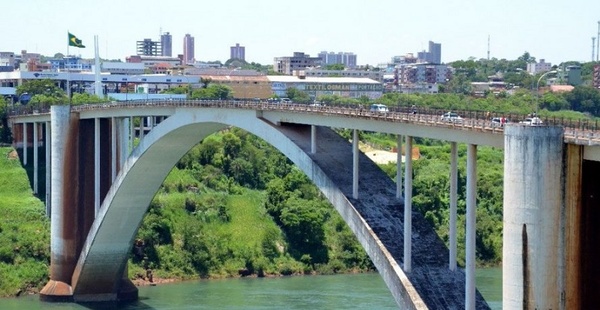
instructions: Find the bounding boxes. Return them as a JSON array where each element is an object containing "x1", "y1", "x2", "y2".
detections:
[
  {"x1": 0, "y1": 147, "x2": 49, "y2": 296},
  {"x1": 129, "y1": 129, "x2": 373, "y2": 282}
]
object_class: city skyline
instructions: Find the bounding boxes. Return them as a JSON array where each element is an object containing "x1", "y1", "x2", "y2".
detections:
[{"x1": 1, "y1": 0, "x2": 599, "y2": 66}]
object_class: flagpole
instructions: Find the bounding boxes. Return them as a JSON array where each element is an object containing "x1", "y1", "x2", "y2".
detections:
[
  {"x1": 94, "y1": 35, "x2": 102, "y2": 98},
  {"x1": 66, "y1": 31, "x2": 71, "y2": 105}
]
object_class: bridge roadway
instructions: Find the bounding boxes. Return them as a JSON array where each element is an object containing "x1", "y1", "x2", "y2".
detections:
[{"x1": 9, "y1": 100, "x2": 600, "y2": 309}]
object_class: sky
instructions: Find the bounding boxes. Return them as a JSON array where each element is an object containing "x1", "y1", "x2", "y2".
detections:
[{"x1": 3, "y1": 0, "x2": 600, "y2": 66}]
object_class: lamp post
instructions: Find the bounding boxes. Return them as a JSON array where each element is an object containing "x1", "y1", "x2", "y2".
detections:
[{"x1": 535, "y1": 70, "x2": 556, "y2": 115}]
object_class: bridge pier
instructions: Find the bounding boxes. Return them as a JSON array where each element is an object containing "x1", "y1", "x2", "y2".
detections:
[
  {"x1": 40, "y1": 106, "x2": 76, "y2": 301},
  {"x1": 40, "y1": 106, "x2": 137, "y2": 302},
  {"x1": 503, "y1": 125, "x2": 564, "y2": 309}
]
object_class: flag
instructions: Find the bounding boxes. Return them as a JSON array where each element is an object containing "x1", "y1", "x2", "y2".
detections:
[{"x1": 68, "y1": 32, "x2": 85, "y2": 48}]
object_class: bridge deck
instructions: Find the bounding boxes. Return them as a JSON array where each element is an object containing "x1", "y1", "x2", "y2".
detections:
[{"x1": 279, "y1": 124, "x2": 489, "y2": 309}]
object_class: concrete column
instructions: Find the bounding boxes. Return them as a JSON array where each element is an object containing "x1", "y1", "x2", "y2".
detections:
[
  {"x1": 120, "y1": 118, "x2": 129, "y2": 169},
  {"x1": 449, "y1": 142, "x2": 458, "y2": 271},
  {"x1": 465, "y1": 144, "x2": 477, "y2": 310},
  {"x1": 352, "y1": 129, "x2": 359, "y2": 199},
  {"x1": 565, "y1": 144, "x2": 582, "y2": 310},
  {"x1": 311, "y1": 125, "x2": 317, "y2": 154},
  {"x1": 111, "y1": 117, "x2": 116, "y2": 182},
  {"x1": 129, "y1": 116, "x2": 134, "y2": 153},
  {"x1": 139, "y1": 117, "x2": 145, "y2": 141},
  {"x1": 33, "y1": 122, "x2": 38, "y2": 194},
  {"x1": 45, "y1": 121, "x2": 51, "y2": 216},
  {"x1": 40, "y1": 105, "x2": 74, "y2": 300},
  {"x1": 396, "y1": 135, "x2": 403, "y2": 199},
  {"x1": 23, "y1": 122, "x2": 27, "y2": 165},
  {"x1": 94, "y1": 118, "x2": 100, "y2": 216},
  {"x1": 404, "y1": 135, "x2": 413, "y2": 272},
  {"x1": 503, "y1": 125, "x2": 564, "y2": 310}
]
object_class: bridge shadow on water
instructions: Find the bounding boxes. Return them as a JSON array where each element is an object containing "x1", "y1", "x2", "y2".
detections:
[{"x1": 76, "y1": 298, "x2": 156, "y2": 310}]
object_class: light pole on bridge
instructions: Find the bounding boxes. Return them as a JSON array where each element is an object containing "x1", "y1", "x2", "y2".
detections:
[{"x1": 535, "y1": 70, "x2": 557, "y2": 115}]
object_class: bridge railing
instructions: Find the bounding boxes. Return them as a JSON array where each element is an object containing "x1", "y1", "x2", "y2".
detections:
[{"x1": 8, "y1": 99, "x2": 600, "y2": 139}]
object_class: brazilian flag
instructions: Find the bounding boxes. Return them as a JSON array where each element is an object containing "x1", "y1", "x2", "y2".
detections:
[{"x1": 68, "y1": 32, "x2": 85, "y2": 48}]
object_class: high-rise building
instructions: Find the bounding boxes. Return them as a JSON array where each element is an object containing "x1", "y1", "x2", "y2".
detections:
[
  {"x1": 417, "y1": 41, "x2": 442, "y2": 64},
  {"x1": 317, "y1": 51, "x2": 357, "y2": 68},
  {"x1": 230, "y1": 43, "x2": 245, "y2": 61},
  {"x1": 136, "y1": 38, "x2": 162, "y2": 56},
  {"x1": 183, "y1": 34, "x2": 195, "y2": 64},
  {"x1": 428, "y1": 41, "x2": 441, "y2": 64},
  {"x1": 161, "y1": 32, "x2": 172, "y2": 57}
]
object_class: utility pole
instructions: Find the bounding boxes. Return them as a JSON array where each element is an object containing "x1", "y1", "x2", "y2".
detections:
[
  {"x1": 593, "y1": 37, "x2": 596, "y2": 62},
  {"x1": 597, "y1": 21, "x2": 600, "y2": 61},
  {"x1": 487, "y1": 35, "x2": 490, "y2": 61}
]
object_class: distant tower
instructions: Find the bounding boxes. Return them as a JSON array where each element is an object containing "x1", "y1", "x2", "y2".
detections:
[
  {"x1": 183, "y1": 34, "x2": 195, "y2": 64},
  {"x1": 487, "y1": 35, "x2": 490, "y2": 60},
  {"x1": 593, "y1": 37, "x2": 597, "y2": 62},
  {"x1": 230, "y1": 43, "x2": 245, "y2": 61},
  {"x1": 161, "y1": 32, "x2": 172, "y2": 57},
  {"x1": 597, "y1": 21, "x2": 600, "y2": 61}
]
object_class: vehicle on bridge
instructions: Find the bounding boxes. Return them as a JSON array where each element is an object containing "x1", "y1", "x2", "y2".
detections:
[
  {"x1": 491, "y1": 117, "x2": 509, "y2": 127},
  {"x1": 370, "y1": 104, "x2": 389, "y2": 113},
  {"x1": 441, "y1": 112, "x2": 463, "y2": 123},
  {"x1": 519, "y1": 117, "x2": 543, "y2": 126}
]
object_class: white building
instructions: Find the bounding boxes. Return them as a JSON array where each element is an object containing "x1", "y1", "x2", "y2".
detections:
[
  {"x1": 99, "y1": 62, "x2": 145, "y2": 75},
  {"x1": 527, "y1": 59, "x2": 552, "y2": 75}
]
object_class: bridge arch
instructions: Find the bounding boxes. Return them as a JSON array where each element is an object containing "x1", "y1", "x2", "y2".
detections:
[{"x1": 70, "y1": 108, "x2": 421, "y2": 307}]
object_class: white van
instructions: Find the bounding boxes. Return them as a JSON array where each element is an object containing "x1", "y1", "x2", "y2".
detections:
[{"x1": 370, "y1": 104, "x2": 389, "y2": 113}]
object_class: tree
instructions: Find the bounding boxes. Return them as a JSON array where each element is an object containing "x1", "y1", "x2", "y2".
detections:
[
  {"x1": 16, "y1": 79, "x2": 64, "y2": 98},
  {"x1": 285, "y1": 88, "x2": 311, "y2": 104},
  {"x1": 0, "y1": 97, "x2": 12, "y2": 143},
  {"x1": 324, "y1": 63, "x2": 345, "y2": 70}
]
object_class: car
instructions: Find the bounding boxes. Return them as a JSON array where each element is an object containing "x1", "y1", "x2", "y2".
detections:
[
  {"x1": 280, "y1": 98, "x2": 292, "y2": 103},
  {"x1": 441, "y1": 112, "x2": 463, "y2": 123},
  {"x1": 519, "y1": 117, "x2": 543, "y2": 126},
  {"x1": 491, "y1": 117, "x2": 509, "y2": 127},
  {"x1": 370, "y1": 104, "x2": 389, "y2": 113}
]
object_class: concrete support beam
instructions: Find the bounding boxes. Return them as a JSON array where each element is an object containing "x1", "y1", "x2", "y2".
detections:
[
  {"x1": 352, "y1": 129, "x2": 359, "y2": 199},
  {"x1": 40, "y1": 106, "x2": 74, "y2": 301},
  {"x1": 23, "y1": 122, "x2": 27, "y2": 165},
  {"x1": 565, "y1": 144, "x2": 582, "y2": 309},
  {"x1": 120, "y1": 118, "x2": 129, "y2": 169},
  {"x1": 465, "y1": 144, "x2": 477, "y2": 310},
  {"x1": 33, "y1": 122, "x2": 38, "y2": 194},
  {"x1": 111, "y1": 117, "x2": 117, "y2": 182},
  {"x1": 404, "y1": 135, "x2": 413, "y2": 272},
  {"x1": 503, "y1": 125, "x2": 564, "y2": 309},
  {"x1": 45, "y1": 121, "x2": 51, "y2": 216},
  {"x1": 139, "y1": 117, "x2": 145, "y2": 141},
  {"x1": 94, "y1": 118, "x2": 100, "y2": 216},
  {"x1": 311, "y1": 125, "x2": 317, "y2": 154},
  {"x1": 449, "y1": 142, "x2": 458, "y2": 271},
  {"x1": 396, "y1": 135, "x2": 402, "y2": 199},
  {"x1": 129, "y1": 116, "x2": 134, "y2": 153}
]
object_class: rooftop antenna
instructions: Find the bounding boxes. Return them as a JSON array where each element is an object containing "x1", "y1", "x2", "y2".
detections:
[
  {"x1": 593, "y1": 37, "x2": 597, "y2": 62},
  {"x1": 487, "y1": 35, "x2": 490, "y2": 60}
]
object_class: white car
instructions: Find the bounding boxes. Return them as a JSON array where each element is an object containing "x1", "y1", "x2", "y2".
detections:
[
  {"x1": 519, "y1": 117, "x2": 543, "y2": 126},
  {"x1": 370, "y1": 104, "x2": 389, "y2": 113},
  {"x1": 441, "y1": 112, "x2": 463, "y2": 123}
]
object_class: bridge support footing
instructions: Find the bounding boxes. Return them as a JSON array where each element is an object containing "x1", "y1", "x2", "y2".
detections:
[{"x1": 39, "y1": 280, "x2": 73, "y2": 302}]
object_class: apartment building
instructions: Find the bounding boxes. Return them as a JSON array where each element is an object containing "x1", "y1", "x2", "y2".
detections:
[{"x1": 274, "y1": 52, "x2": 322, "y2": 75}]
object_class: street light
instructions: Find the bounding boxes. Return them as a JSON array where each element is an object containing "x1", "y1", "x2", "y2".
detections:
[{"x1": 535, "y1": 70, "x2": 557, "y2": 115}]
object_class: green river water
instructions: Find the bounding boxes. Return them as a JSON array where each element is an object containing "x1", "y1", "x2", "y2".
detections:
[{"x1": 0, "y1": 268, "x2": 501, "y2": 309}]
